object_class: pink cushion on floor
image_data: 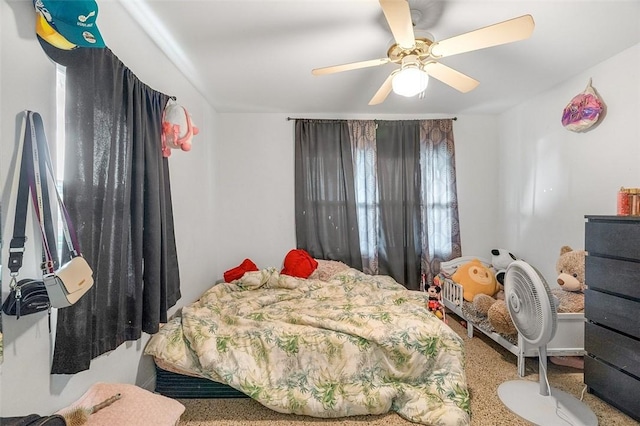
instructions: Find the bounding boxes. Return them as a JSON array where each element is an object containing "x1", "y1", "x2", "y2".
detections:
[{"x1": 57, "y1": 382, "x2": 185, "y2": 426}]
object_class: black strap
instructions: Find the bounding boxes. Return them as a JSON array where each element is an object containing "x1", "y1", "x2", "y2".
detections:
[
  {"x1": 8, "y1": 111, "x2": 66, "y2": 273},
  {"x1": 7, "y1": 121, "x2": 32, "y2": 274},
  {"x1": 8, "y1": 112, "x2": 59, "y2": 276}
]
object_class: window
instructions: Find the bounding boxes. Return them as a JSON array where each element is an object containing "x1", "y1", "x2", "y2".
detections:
[{"x1": 296, "y1": 119, "x2": 461, "y2": 291}]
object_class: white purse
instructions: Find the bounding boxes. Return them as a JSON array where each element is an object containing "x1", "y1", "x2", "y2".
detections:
[{"x1": 44, "y1": 256, "x2": 94, "y2": 308}]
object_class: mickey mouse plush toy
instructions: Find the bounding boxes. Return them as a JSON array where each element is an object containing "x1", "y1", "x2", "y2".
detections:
[{"x1": 427, "y1": 284, "x2": 446, "y2": 321}]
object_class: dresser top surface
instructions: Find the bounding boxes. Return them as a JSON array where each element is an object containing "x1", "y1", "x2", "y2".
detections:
[{"x1": 585, "y1": 215, "x2": 640, "y2": 223}]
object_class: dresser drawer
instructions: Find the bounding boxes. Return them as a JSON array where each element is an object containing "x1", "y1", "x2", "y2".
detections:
[
  {"x1": 586, "y1": 256, "x2": 640, "y2": 299},
  {"x1": 585, "y1": 289, "x2": 640, "y2": 339},
  {"x1": 585, "y1": 355, "x2": 640, "y2": 421},
  {"x1": 585, "y1": 322, "x2": 640, "y2": 378},
  {"x1": 585, "y1": 219, "x2": 640, "y2": 260}
]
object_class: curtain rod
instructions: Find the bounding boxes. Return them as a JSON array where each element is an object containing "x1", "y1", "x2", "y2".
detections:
[{"x1": 286, "y1": 117, "x2": 457, "y2": 121}]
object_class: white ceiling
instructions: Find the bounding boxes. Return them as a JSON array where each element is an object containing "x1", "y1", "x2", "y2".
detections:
[{"x1": 126, "y1": 0, "x2": 640, "y2": 115}]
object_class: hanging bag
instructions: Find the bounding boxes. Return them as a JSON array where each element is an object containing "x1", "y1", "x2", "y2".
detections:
[
  {"x1": 2, "y1": 112, "x2": 52, "y2": 318},
  {"x1": 1, "y1": 279, "x2": 50, "y2": 319},
  {"x1": 28, "y1": 111, "x2": 94, "y2": 308},
  {"x1": 1, "y1": 111, "x2": 93, "y2": 317}
]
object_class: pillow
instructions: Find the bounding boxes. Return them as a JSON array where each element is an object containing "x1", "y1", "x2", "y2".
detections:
[
  {"x1": 309, "y1": 259, "x2": 350, "y2": 281},
  {"x1": 57, "y1": 382, "x2": 184, "y2": 426},
  {"x1": 281, "y1": 249, "x2": 318, "y2": 278},
  {"x1": 223, "y1": 258, "x2": 258, "y2": 282}
]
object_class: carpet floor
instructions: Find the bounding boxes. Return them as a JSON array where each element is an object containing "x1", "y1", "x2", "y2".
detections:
[{"x1": 177, "y1": 314, "x2": 637, "y2": 426}]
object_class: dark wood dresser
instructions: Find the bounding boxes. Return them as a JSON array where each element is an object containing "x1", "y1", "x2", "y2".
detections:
[{"x1": 584, "y1": 215, "x2": 640, "y2": 421}]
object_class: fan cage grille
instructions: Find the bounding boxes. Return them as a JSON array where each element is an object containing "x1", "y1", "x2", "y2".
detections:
[{"x1": 504, "y1": 261, "x2": 557, "y2": 346}]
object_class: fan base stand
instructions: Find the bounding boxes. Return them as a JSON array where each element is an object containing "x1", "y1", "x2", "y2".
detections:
[{"x1": 499, "y1": 380, "x2": 598, "y2": 426}]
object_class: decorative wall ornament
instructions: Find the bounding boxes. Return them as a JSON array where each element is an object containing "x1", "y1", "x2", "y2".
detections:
[{"x1": 561, "y1": 78, "x2": 605, "y2": 132}]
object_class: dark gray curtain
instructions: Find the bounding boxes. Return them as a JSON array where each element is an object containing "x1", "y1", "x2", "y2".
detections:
[
  {"x1": 294, "y1": 120, "x2": 362, "y2": 269},
  {"x1": 39, "y1": 43, "x2": 181, "y2": 374},
  {"x1": 375, "y1": 121, "x2": 422, "y2": 290}
]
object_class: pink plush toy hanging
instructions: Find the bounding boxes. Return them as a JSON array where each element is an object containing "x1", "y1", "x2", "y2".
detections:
[
  {"x1": 161, "y1": 99, "x2": 199, "y2": 157},
  {"x1": 561, "y1": 79, "x2": 604, "y2": 132}
]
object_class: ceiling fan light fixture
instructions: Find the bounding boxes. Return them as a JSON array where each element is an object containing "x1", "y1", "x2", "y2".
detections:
[{"x1": 392, "y1": 65, "x2": 429, "y2": 97}]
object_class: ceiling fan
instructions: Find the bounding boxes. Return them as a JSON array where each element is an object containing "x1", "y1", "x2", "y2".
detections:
[{"x1": 312, "y1": 0, "x2": 535, "y2": 105}]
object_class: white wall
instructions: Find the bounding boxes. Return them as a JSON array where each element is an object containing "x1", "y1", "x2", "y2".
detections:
[
  {"x1": 497, "y1": 43, "x2": 640, "y2": 283},
  {"x1": 0, "y1": 0, "x2": 219, "y2": 416},
  {"x1": 214, "y1": 113, "x2": 500, "y2": 274}
]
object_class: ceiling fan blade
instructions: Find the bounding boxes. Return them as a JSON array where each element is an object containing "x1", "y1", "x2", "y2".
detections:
[
  {"x1": 312, "y1": 58, "x2": 390, "y2": 76},
  {"x1": 424, "y1": 62, "x2": 479, "y2": 93},
  {"x1": 379, "y1": 0, "x2": 416, "y2": 49},
  {"x1": 431, "y1": 15, "x2": 535, "y2": 58},
  {"x1": 369, "y1": 73, "x2": 394, "y2": 105}
]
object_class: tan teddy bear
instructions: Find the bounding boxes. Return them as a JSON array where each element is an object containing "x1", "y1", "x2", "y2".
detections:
[
  {"x1": 473, "y1": 246, "x2": 585, "y2": 335},
  {"x1": 552, "y1": 245, "x2": 586, "y2": 313},
  {"x1": 472, "y1": 295, "x2": 515, "y2": 335},
  {"x1": 549, "y1": 246, "x2": 586, "y2": 369}
]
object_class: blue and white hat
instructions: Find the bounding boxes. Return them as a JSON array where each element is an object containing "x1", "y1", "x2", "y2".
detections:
[{"x1": 34, "y1": 0, "x2": 105, "y2": 48}]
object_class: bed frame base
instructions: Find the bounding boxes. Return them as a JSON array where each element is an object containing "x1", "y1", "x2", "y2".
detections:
[{"x1": 154, "y1": 365, "x2": 249, "y2": 399}]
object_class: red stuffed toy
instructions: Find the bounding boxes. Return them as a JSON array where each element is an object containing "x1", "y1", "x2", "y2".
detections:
[
  {"x1": 223, "y1": 258, "x2": 258, "y2": 283},
  {"x1": 281, "y1": 249, "x2": 318, "y2": 278}
]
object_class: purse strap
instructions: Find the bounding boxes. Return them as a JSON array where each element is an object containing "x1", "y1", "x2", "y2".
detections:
[
  {"x1": 7, "y1": 111, "x2": 58, "y2": 272},
  {"x1": 7, "y1": 113, "x2": 32, "y2": 277},
  {"x1": 28, "y1": 111, "x2": 84, "y2": 276},
  {"x1": 28, "y1": 112, "x2": 60, "y2": 274}
]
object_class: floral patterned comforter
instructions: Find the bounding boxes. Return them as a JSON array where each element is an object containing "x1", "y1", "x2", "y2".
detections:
[{"x1": 145, "y1": 268, "x2": 470, "y2": 426}]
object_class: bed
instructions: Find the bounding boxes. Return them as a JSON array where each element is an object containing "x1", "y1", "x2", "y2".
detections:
[
  {"x1": 145, "y1": 265, "x2": 470, "y2": 426},
  {"x1": 438, "y1": 257, "x2": 585, "y2": 377}
]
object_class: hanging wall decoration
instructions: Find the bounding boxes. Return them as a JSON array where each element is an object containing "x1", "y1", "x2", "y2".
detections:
[
  {"x1": 161, "y1": 99, "x2": 199, "y2": 157},
  {"x1": 561, "y1": 79, "x2": 605, "y2": 132}
]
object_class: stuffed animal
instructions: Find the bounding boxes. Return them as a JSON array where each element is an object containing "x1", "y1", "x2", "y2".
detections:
[
  {"x1": 474, "y1": 246, "x2": 586, "y2": 336},
  {"x1": 549, "y1": 246, "x2": 586, "y2": 369},
  {"x1": 426, "y1": 283, "x2": 445, "y2": 320},
  {"x1": 486, "y1": 299, "x2": 517, "y2": 335},
  {"x1": 490, "y1": 248, "x2": 519, "y2": 301},
  {"x1": 452, "y1": 258, "x2": 498, "y2": 302},
  {"x1": 161, "y1": 99, "x2": 199, "y2": 157},
  {"x1": 552, "y1": 245, "x2": 586, "y2": 313},
  {"x1": 473, "y1": 295, "x2": 517, "y2": 335},
  {"x1": 491, "y1": 248, "x2": 517, "y2": 287}
]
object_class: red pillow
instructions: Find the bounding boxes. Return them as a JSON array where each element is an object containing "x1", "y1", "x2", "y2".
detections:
[
  {"x1": 281, "y1": 249, "x2": 318, "y2": 278},
  {"x1": 223, "y1": 258, "x2": 258, "y2": 283}
]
